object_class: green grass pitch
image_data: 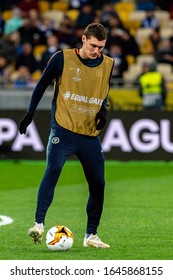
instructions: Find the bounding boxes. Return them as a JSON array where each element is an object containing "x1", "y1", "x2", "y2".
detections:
[{"x1": 0, "y1": 160, "x2": 173, "y2": 260}]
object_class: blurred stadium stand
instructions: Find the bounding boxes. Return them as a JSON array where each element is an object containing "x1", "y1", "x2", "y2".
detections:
[{"x1": 1, "y1": 0, "x2": 173, "y2": 109}]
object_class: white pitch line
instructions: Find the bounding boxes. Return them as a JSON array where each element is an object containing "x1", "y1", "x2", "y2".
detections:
[{"x1": 0, "y1": 215, "x2": 13, "y2": 226}]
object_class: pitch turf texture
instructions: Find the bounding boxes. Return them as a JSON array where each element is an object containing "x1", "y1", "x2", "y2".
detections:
[{"x1": 0, "y1": 160, "x2": 173, "y2": 260}]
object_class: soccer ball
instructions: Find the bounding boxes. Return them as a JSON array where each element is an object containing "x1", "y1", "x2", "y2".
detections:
[{"x1": 46, "y1": 225, "x2": 74, "y2": 251}]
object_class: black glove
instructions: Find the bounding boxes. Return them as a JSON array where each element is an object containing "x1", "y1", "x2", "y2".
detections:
[
  {"x1": 95, "y1": 107, "x2": 107, "y2": 130},
  {"x1": 19, "y1": 113, "x2": 34, "y2": 134}
]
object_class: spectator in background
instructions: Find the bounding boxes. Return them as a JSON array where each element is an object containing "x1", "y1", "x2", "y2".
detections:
[
  {"x1": 100, "y1": 2, "x2": 121, "y2": 28},
  {"x1": 12, "y1": 65, "x2": 36, "y2": 88},
  {"x1": 40, "y1": 35, "x2": 61, "y2": 72},
  {"x1": 39, "y1": 16, "x2": 57, "y2": 39},
  {"x1": 28, "y1": 8, "x2": 41, "y2": 29},
  {"x1": 108, "y1": 42, "x2": 128, "y2": 86},
  {"x1": 0, "y1": 35, "x2": 16, "y2": 63},
  {"x1": 0, "y1": 0, "x2": 21, "y2": 12},
  {"x1": 0, "y1": 16, "x2": 5, "y2": 37},
  {"x1": 17, "y1": 0, "x2": 40, "y2": 17},
  {"x1": 15, "y1": 42, "x2": 39, "y2": 73},
  {"x1": 107, "y1": 15, "x2": 140, "y2": 58},
  {"x1": 141, "y1": 9, "x2": 159, "y2": 29},
  {"x1": 3, "y1": 7, "x2": 24, "y2": 36},
  {"x1": 138, "y1": 62, "x2": 167, "y2": 110},
  {"x1": 149, "y1": 27, "x2": 162, "y2": 52},
  {"x1": 75, "y1": 3, "x2": 95, "y2": 28},
  {"x1": 70, "y1": 26, "x2": 84, "y2": 49},
  {"x1": 27, "y1": 8, "x2": 46, "y2": 44},
  {"x1": 155, "y1": 37, "x2": 173, "y2": 66},
  {"x1": 134, "y1": 61, "x2": 153, "y2": 86},
  {"x1": 92, "y1": 0, "x2": 108, "y2": 10},
  {"x1": 69, "y1": 0, "x2": 90, "y2": 9},
  {"x1": 57, "y1": 15, "x2": 75, "y2": 48},
  {"x1": 92, "y1": 13, "x2": 102, "y2": 25},
  {"x1": 8, "y1": 31, "x2": 23, "y2": 56},
  {"x1": 0, "y1": 55, "x2": 13, "y2": 86},
  {"x1": 18, "y1": 16, "x2": 46, "y2": 46}
]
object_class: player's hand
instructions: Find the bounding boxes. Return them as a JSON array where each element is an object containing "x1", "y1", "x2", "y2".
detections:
[
  {"x1": 95, "y1": 107, "x2": 107, "y2": 130},
  {"x1": 19, "y1": 113, "x2": 33, "y2": 134}
]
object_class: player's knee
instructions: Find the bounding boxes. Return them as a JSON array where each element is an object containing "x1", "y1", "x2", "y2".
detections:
[{"x1": 46, "y1": 163, "x2": 63, "y2": 176}]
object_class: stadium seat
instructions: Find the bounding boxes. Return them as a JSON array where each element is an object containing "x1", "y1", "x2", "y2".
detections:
[
  {"x1": 124, "y1": 18, "x2": 141, "y2": 29},
  {"x1": 165, "y1": 77, "x2": 173, "y2": 90},
  {"x1": 135, "y1": 28, "x2": 153, "y2": 46},
  {"x1": 140, "y1": 38, "x2": 154, "y2": 54},
  {"x1": 65, "y1": 9, "x2": 79, "y2": 21},
  {"x1": 38, "y1": 1, "x2": 50, "y2": 13},
  {"x1": 42, "y1": 10, "x2": 64, "y2": 29},
  {"x1": 1, "y1": 10, "x2": 12, "y2": 20},
  {"x1": 154, "y1": 11, "x2": 170, "y2": 25},
  {"x1": 156, "y1": 63, "x2": 173, "y2": 76},
  {"x1": 158, "y1": 65, "x2": 173, "y2": 88},
  {"x1": 129, "y1": 10, "x2": 146, "y2": 22},
  {"x1": 127, "y1": 11, "x2": 147, "y2": 36},
  {"x1": 136, "y1": 54, "x2": 155, "y2": 65},
  {"x1": 126, "y1": 55, "x2": 135, "y2": 65},
  {"x1": 118, "y1": 11, "x2": 130, "y2": 23},
  {"x1": 123, "y1": 21, "x2": 141, "y2": 37},
  {"x1": 51, "y1": 1, "x2": 69, "y2": 12},
  {"x1": 162, "y1": 19, "x2": 173, "y2": 28},
  {"x1": 114, "y1": 1, "x2": 136, "y2": 26},
  {"x1": 123, "y1": 64, "x2": 143, "y2": 83},
  {"x1": 34, "y1": 45, "x2": 47, "y2": 61},
  {"x1": 160, "y1": 27, "x2": 173, "y2": 39},
  {"x1": 31, "y1": 70, "x2": 42, "y2": 81},
  {"x1": 114, "y1": 2, "x2": 136, "y2": 13}
]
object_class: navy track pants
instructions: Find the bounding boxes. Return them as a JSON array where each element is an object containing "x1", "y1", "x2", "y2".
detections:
[{"x1": 35, "y1": 126, "x2": 105, "y2": 235}]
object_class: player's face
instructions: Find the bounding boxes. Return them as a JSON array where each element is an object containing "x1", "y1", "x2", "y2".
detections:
[{"x1": 81, "y1": 35, "x2": 106, "y2": 59}]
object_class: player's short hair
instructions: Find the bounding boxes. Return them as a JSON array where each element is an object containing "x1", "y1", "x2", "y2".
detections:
[{"x1": 83, "y1": 23, "x2": 107, "y2": 41}]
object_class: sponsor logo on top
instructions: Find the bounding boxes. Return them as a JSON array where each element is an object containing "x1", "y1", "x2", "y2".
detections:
[{"x1": 64, "y1": 91, "x2": 103, "y2": 106}]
